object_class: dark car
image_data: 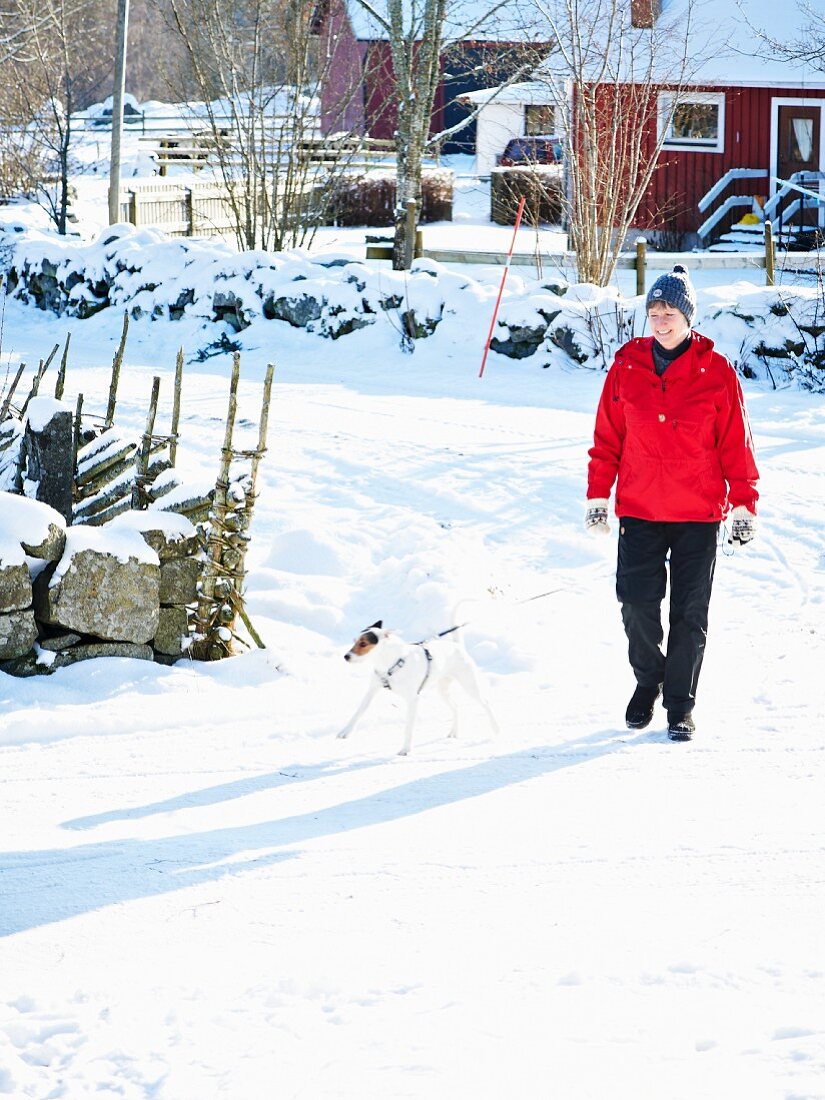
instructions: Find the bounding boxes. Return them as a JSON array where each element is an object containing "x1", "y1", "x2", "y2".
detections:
[{"x1": 498, "y1": 135, "x2": 563, "y2": 167}]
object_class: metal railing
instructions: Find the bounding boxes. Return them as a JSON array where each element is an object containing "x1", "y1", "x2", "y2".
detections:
[{"x1": 696, "y1": 168, "x2": 768, "y2": 243}]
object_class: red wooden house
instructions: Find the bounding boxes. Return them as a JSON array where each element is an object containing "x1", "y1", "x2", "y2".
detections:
[
  {"x1": 310, "y1": 0, "x2": 548, "y2": 154},
  {"x1": 466, "y1": 0, "x2": 825, "y2": 246}
]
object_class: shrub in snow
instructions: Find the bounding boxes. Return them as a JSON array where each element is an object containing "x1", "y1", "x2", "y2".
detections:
[
  {"x1": 325, "y1": 169, "x2": 453, "y2": 227},
  {"x1": 491, "y1": 168, "x2": 563, "y2": 227}
]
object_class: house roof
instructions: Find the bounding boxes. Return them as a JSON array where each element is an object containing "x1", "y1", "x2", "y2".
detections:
[
  {"x1": 459, "y1": 0, "x2": 825, "y2": 91},
  {"x1": 663, "y1": 0, "x2": 825, "y2": 87},
  {"x1": 344, "y1": 0, "x2": 549, "y2": 44}
]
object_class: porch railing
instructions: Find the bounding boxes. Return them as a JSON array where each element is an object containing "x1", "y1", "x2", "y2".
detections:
[{"x1": 696, "y1": 168, "x2": 768, "y2": 244}]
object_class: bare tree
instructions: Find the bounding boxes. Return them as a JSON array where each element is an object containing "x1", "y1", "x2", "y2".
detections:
[
  {"x1": 746, "y1": 0, "x2": 825, "y2": 69},
  {"x1": 0, "y1": 0, "x2": 111, "y2": 233},
  {"x1": 165, "y1": 0, "x2": 362, "y2": 251},
  {"x1": 533, "y1": 0, "x2": 701, "y2": 285},
  {"x1": 352, "y1": 0, "x2": 542, "y2": 269}
]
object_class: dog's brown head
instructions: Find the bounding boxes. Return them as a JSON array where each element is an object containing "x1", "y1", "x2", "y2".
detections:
[{"x1": 344, "y1": 620, "x2": 385, "y2": 662}]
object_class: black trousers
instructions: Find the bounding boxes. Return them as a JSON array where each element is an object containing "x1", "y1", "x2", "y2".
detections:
[{"x1": 616, "y1": 518, "x2": 719, "y2": 719}]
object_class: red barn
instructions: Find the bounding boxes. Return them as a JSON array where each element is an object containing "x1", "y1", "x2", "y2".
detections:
[
  {"x1": 311, "y1": 0, "x2": 548, "y2": 154},
  {"x1": 465, "y1": 0, "x2": 825, "y2": 246}
]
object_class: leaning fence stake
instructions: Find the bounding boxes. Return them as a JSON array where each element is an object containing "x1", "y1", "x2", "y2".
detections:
[
  {"x1": 479, "y1": 195, "x2": 526, "y2": 379},
  {"x1": 105, "y1": 312, "x2": 129, "y2": 427},
  {"x1": 170, "y1": 347, "x2": 184, "y2": 467},
  {"x1": 55, "y1": 332, "x2": 71, "y2": 400}
]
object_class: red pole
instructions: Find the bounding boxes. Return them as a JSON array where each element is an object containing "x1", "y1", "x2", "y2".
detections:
[{"x1": 478, "y1": 195, "x2": 526, "y2": 379}]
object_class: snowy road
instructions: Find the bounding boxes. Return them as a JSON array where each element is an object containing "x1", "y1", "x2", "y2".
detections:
[{"x1": 1, "y1": 304, "x2": 825, "y2": 1098}]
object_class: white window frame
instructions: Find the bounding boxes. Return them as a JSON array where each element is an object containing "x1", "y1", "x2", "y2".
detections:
[{"x1": 658, "y1": 91, "x2": 725, "y2": 153}]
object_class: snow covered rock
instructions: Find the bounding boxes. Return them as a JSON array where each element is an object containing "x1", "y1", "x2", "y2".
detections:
[
  {"x1": 21, "y1": 397, "x2": 75, "y2": 522},
  {"x1": 3, "y1": 640, "x2": 154, "y2": 677},
  {"x1": 0, "y1": 565, "x2": 32, "y2": 613},
  {"x1": 154, "y1": 606, "x2": 190, "y2": 657},
  {"x1": 0, "y1": 491, "x2": 66, "y2": 565},
  {"x1": 0, "y1": 609, "x2": 37, "y2": 659},
  {"x1": 33, "y1": 527, "x2": 160, "y2": 643}
]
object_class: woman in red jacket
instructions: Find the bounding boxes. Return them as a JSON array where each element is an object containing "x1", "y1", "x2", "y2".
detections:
[{"x1": 585, "y1": 264, "x2": 759, "y2": 741}]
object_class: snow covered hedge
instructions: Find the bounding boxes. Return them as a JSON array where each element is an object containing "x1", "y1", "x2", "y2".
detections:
[{"x1": 2, "y1": 224, "x2": 825, "y2": 389}]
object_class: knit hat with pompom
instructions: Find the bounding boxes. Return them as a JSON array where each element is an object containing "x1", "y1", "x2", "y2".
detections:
[{"x1": 645, "y1": 264, "x2": 696, "y2": 326}]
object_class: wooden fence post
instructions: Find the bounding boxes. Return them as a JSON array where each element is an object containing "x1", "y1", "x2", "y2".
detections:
[
  {"x1": 635, "y1": 236, "x2": 647, "y2": 298},
  {"x1": 105, "y1": 312, "x2": 129, "y2": 427},
  {"x1": 132, "y1": 376, "x2": 160, "y2": 509},
  {"x1": 55, "y1": 333, "x2": 71, "y2": 400},
  {"x1": 229, "y1": 361, "x2": 275, "y2": 649},
  {"x1": 128, "y1": 190, "x2": 139, "y2": 227},
  {"x1": 184, "y1": 188, "x2": 194, "y2": 237},
  {"x1": 192, "y1": 352, "x2": 241, "y2": 659},
  {"x1": 0, "y1": 362, "x2": 27, "y2": 421},
  {"x1": 404, "y1": 200, "x2": 417, "y2": 269},
  {"x1": 765, "y1": 219, "x2": 775, "y2": 286},
  {"x1": 170, "y1": 347, "x2": 184, "y2": 467}
]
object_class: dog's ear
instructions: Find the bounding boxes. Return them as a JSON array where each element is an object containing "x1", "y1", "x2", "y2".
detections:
[{"x1": 367, "y1": 620, "x2": 383, "y2": 630}]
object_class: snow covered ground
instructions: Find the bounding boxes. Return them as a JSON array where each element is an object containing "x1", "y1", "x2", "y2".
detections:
[
  {"x1": 1, "y1": 271, "x2": 825, "y2": 1098},
  {"x1": 1, "y1": 102, "x2": 825, "y2": 1096}
]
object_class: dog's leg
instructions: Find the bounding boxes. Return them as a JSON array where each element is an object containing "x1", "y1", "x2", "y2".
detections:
[
  {"x1": 398, "y1": 697, "x2": 419, "y2": 756},
  {"x1": 337, "y1": 678, "x2": 380, "y2": 740},
  {"x1": 438, "y1": 679, "x2": 460, "y2": 739},
  {"x1": 452, "y1": 660, "x2": 500, "y2": 737}
]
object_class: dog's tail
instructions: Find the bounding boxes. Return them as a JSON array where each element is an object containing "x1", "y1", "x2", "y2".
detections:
[{"x1": 442, "y1": 599, "x2": 474, "y2": 641}]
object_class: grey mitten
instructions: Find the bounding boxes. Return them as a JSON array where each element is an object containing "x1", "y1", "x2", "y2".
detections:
[
  {"x1": 585, "y1": 497, "x2": 610, "y2": 535},
  {"x1": 728, "y1": 505, "x2": 757, "y2": 548}
]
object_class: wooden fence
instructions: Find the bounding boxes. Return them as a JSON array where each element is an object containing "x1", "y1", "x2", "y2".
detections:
[{"x1": 119, "y1": 180, "x2": 238, "y2": 237}]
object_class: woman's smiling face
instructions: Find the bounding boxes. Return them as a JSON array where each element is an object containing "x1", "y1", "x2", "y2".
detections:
[{"x1": 647, "y1": 301, "x2": 691, "y2": 350}]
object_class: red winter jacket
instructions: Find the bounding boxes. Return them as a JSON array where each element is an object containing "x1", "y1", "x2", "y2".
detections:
[{"x1": 587, "y1": 333, "x2": 759, "y2": 522}]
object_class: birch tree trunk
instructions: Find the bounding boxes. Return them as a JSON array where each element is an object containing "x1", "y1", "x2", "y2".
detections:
[{"x1": 535, "y1": 0, "x2": 699, "y2": 286}]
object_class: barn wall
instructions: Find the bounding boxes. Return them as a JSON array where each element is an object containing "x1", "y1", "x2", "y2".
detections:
[{"x1": 316, "y1": 0, "x2": 367, "y2": 135}]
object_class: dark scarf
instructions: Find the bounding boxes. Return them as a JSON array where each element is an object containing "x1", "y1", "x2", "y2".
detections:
[{"x1": 652, "y1": 334, "x2": 692, "y2": 377}]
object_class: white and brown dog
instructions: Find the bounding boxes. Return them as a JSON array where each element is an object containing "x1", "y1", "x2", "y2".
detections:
[{"x1": 337, "y1": 620, "x2": 500, "y2": 755}]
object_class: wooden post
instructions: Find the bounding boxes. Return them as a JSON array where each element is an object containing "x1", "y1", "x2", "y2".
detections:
[
  {"x1": 0, "y1": 362, "x2": 27, "y2": 421},
  {"x1": 55, "y1": 332, "x2": 71, "y2": 400},
  {"x1": 71, "y1": 393, "x2": 84, "y2": 504},
  {"x1": 19, "y1": 345, "x2": 58, "y2": 417},
  {"x1": 404, "y1": 200, "x2": 417, "y2": 270},
  {"x1": 414, "y1": 228, "x2": 424, "y2": 259},
  {"x1": 106, "y1": 312, "x2": 129, "y2": 427},
  {"x1": 132, "y1": 375, "x2": 160, "y2": 509},
  {"x1": 107, "y1": 0, "x2": 130, "y2": 225},
  {"x1": 170, "y1": 347, "x2": 184, "y2": 467},
  {"x1": 635, "y1": 236, "x2": 647, "y2": 297},
  {"x1": 184, "y1": 188, "x2": 194, "y2": 237},
  {"x1": 192, "y1": 352, "x2": 241, "y2": 659},
  {"x1": 128, "y1": 190, "x2": 139, "y2": 227},
  {"x1": 765, "y1": 219, "x2": 775, "y2": 286},
  {"x1": 229, "y1": 361, "x2": 274, "y2": 650}
]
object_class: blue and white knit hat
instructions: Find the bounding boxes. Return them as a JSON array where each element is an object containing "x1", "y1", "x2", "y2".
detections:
[{"x1": 646, "y1": 264, "x2": 696, "y2": 326}]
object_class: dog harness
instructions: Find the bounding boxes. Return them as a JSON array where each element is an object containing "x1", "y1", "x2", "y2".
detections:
[{"x1": 376, "y1": 645, "x2": 433, "y2": 695}]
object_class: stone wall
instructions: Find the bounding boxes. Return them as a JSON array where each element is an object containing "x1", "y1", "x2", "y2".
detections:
[{"x1": 0, "y1": 494, "x2": 202, "y2": 676}]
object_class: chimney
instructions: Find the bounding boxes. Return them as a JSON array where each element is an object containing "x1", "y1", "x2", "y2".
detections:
[{"x1": 631, "y1": 0, "x2": 662, "y2": 28}]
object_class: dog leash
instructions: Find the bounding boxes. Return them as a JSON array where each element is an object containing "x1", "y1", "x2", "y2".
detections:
[{"x1": 421, "y1": 587, "x2": 567, "y2": 643}]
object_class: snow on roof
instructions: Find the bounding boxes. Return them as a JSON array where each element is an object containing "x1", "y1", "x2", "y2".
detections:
[
  {"x1": 345, "y1": 0, "x2": 548, "y2": 43},
  {"x1": 658, "y1": 0, "x2": 825, "y2": 87},
  {"x1": 461, "y1": 0, "x2": 825, "y2": 93}
]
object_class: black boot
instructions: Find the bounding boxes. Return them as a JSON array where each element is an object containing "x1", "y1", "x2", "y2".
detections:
[
  {"x1": 667, "y1": 712, "x2": 695, "y2": 741},
  {"x1": 625, "y1": 684, "x2": 661, "y2": 730}
]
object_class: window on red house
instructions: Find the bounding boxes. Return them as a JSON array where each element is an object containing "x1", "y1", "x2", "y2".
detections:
[{"x1": 659, "y1": 92, "x2": 725, "y2": 153}]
